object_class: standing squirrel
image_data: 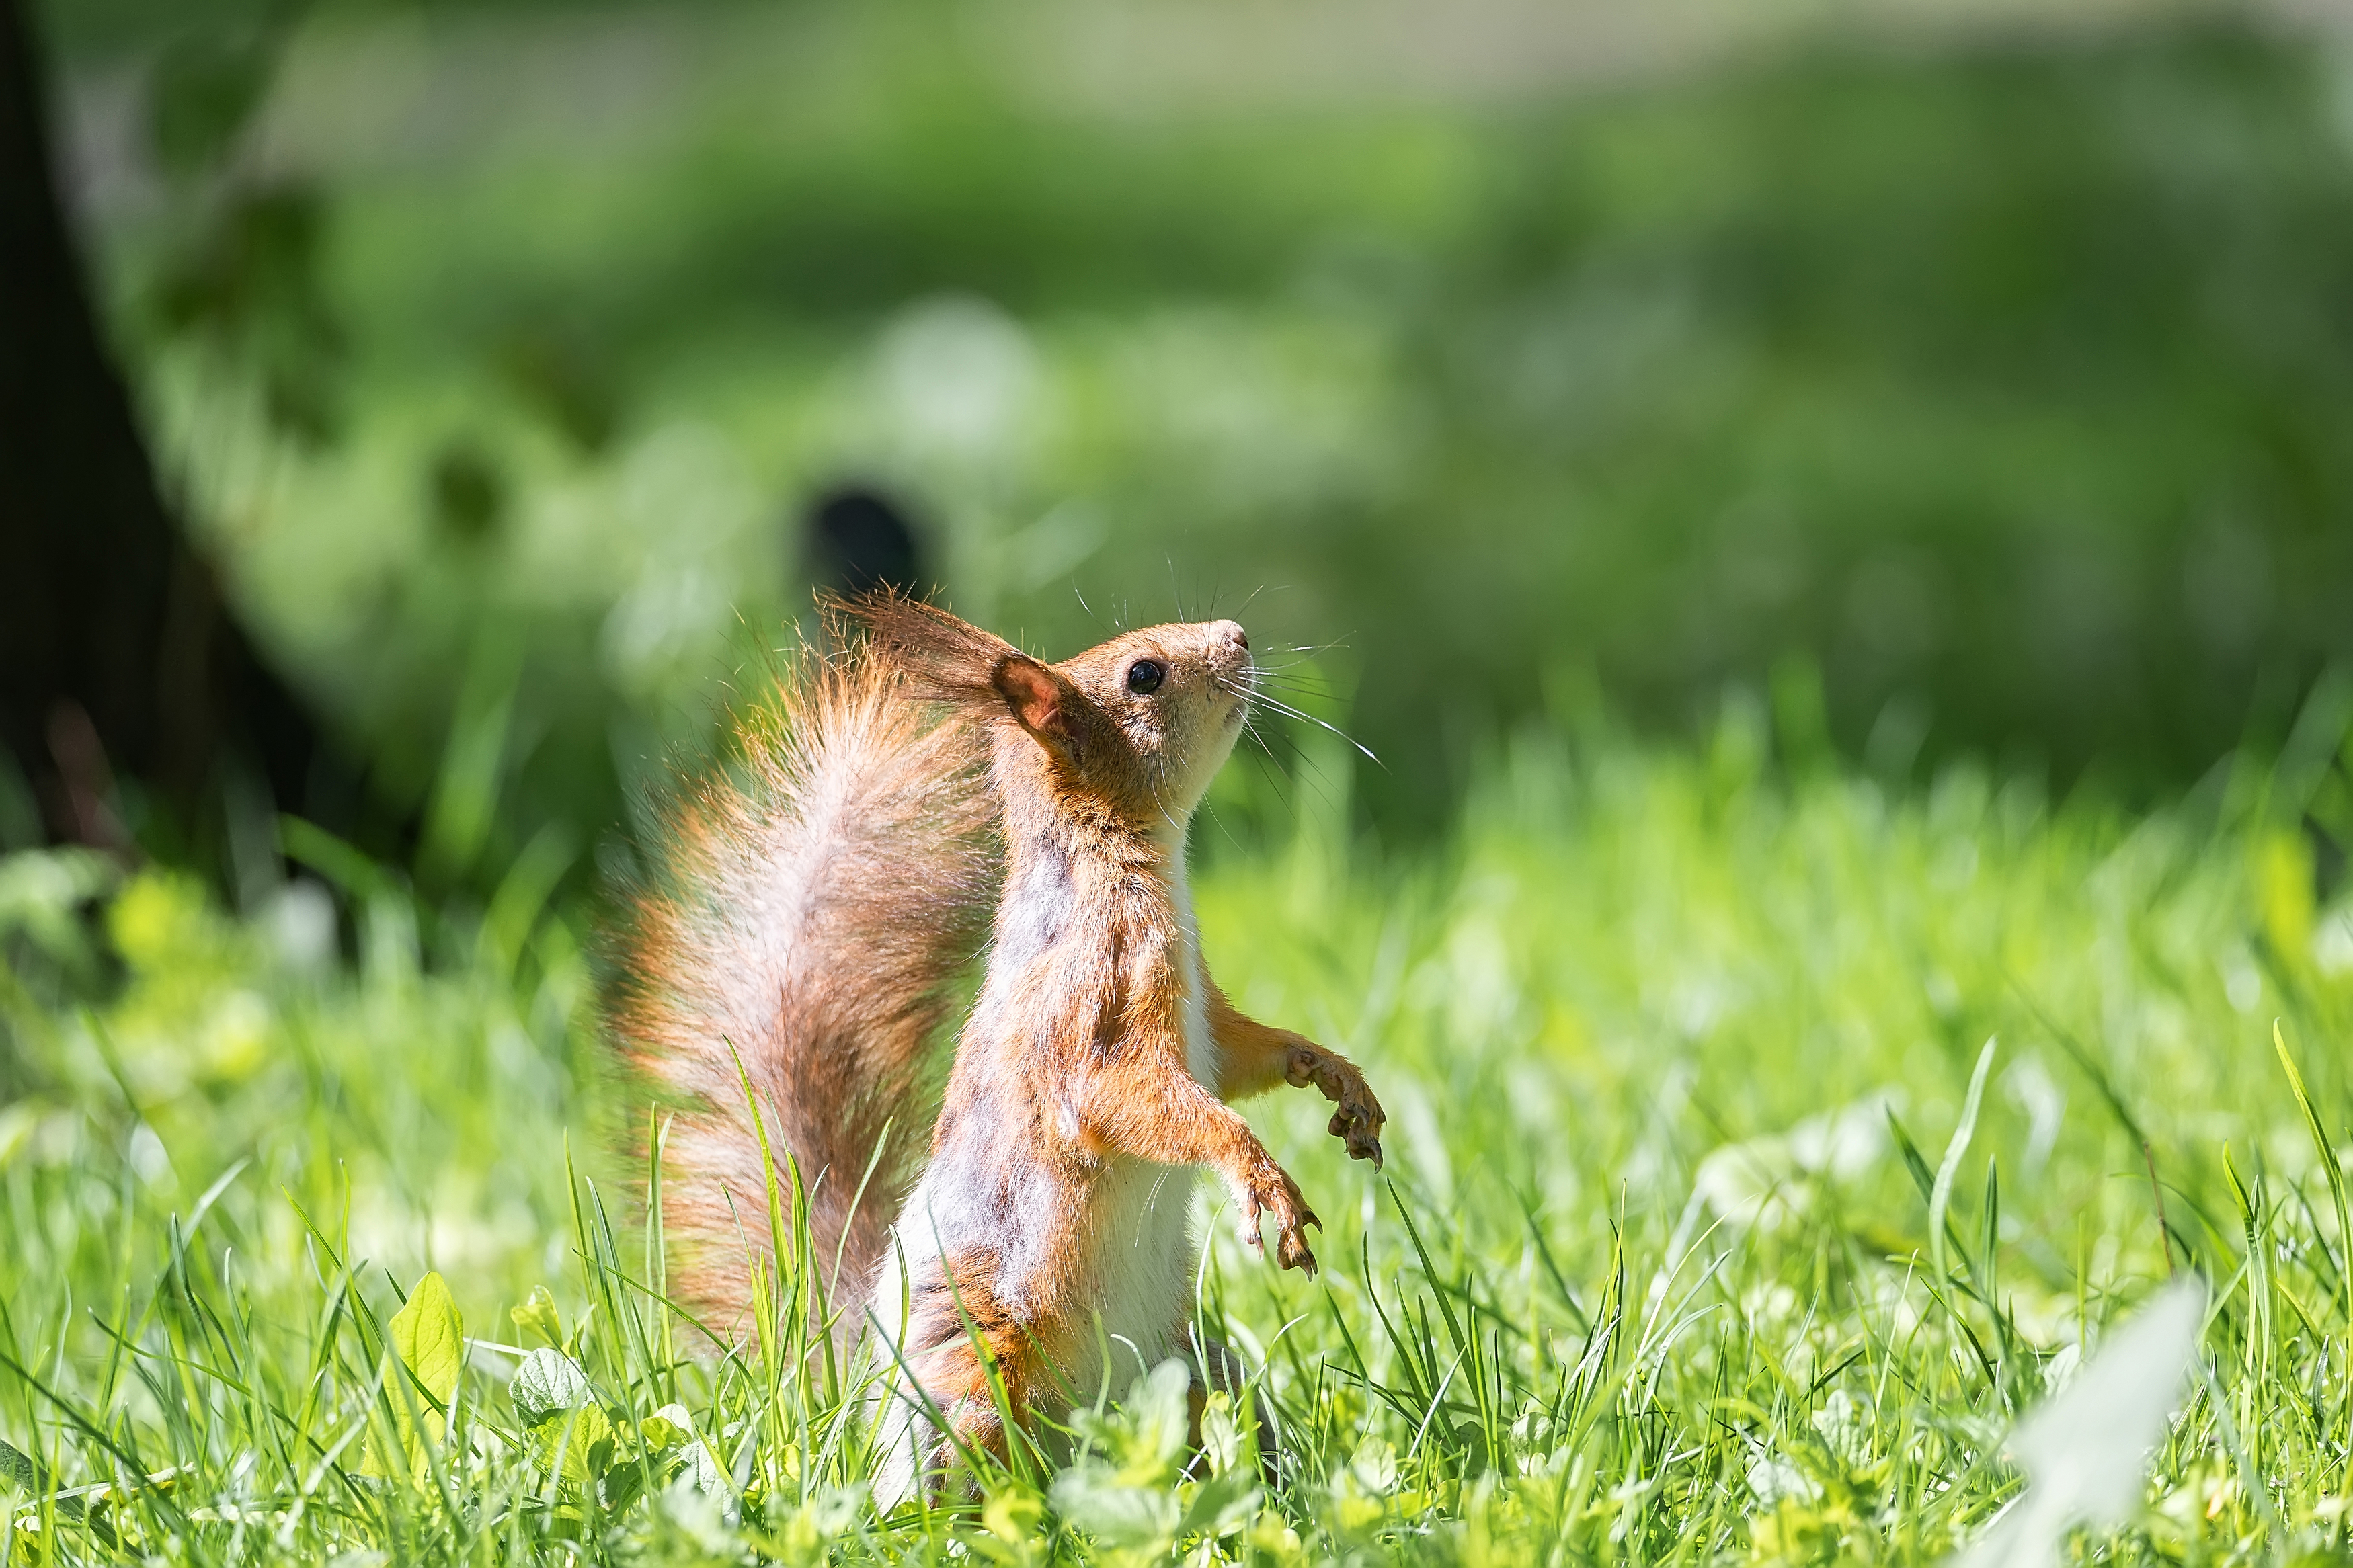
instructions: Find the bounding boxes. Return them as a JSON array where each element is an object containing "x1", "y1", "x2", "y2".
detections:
[{"x1": 614, "y1": 592, "x2": 1386, "y2": 1496}]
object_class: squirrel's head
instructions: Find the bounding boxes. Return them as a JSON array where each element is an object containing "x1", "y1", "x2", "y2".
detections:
[{"x1": 842, "y1": 592, "x2": 1254, "y2": 831}]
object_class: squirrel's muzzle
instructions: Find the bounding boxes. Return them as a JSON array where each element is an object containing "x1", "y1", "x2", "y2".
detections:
[{"x1": 1204, "y1": 620, "x2": 1252, "y2": 680}]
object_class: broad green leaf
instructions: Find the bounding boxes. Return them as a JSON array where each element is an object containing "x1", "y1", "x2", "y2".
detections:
[
  {"x1": 362, "y1": 1270, "x2": 464, "y2": 1481},
  {"x1": 1050, "y1": 1462, "x2": 1177, "y2": 1551},
  {"x1": 511, "y1": 1348, "x2": 591, "y2": 1424},
  {"x1": 983, "y1": 1487, "x2": 1043, "y2": 1543},
  {"x1": 528, "y1": 1403, "x2": 613, "y2": 1487},
  {"x1": 653, "y1": 1403, "x2": 725, "y2": 1493},
  {"x1": 391, "y1": 1272, "x2": 465, "y2": 1407},
  {"x1": 510, "y1": 1286, "x2": 563, "y2": 1349},
  {"x1": 602, "y1": 1446, "x2": 647, "y2": 1513},
  {"x1": 1176, "y1": 1466, "x2": 1261, "y2": 1542},
  {"x1": 0, "y1": 1437, "x2": 38, "y2": 1497}
]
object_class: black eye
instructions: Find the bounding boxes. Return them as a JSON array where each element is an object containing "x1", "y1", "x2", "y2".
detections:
[{"x1": 1125, "y1": 659, "x2": 1164, "y2": 695}]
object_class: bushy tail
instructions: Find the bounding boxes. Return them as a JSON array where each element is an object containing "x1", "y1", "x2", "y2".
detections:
[{"x1": 611, "y1": 638, "x2": 998, "y2": 1340}]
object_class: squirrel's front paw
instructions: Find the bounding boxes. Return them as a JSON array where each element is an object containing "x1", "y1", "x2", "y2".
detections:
[
  {"x1": 1285, "y1": 1046, "x2": 1388, "y2": 1169},
  {"x1": 1238, "y1": 1160, "x2": 1321, "y2": 1279}
]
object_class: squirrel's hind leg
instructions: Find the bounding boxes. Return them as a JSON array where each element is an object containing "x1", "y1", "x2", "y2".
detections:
[{"x1": 874, "y1": 1289, "x2": 1043, "y2": 1506}]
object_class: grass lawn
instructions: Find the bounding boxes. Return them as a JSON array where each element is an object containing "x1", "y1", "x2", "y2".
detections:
[{"x1": 7, "y1": 694, "x2": 2353, "y2": 1563}]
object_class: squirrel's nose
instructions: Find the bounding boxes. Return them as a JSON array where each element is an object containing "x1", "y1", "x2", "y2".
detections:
[{"x1": 1207, "y1": 620, "x2": 1248, "y2": 655}]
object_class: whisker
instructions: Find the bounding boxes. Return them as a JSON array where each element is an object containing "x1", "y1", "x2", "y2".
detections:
[
  {"x1": 1234, "y1": 689, "x2": 1384, "y2": 770},
  {"x1": 1213, "y1": 669, "x2": 1384, "y2": 777},
  {"x1": 1244, "y1": 682, "x2": 1343, "y2": 706},
  {"x1": 1283, "y1": 737, "x2": 1349, "y2": 818},
  {"x1": 1246, "y1": 672, "x2": 1345, "y2": 696},
  {"x1": 1242, "y1": 664, "x2": 1349, "y2": 691},
  {"x1": 1257, "y1": 636, "x2": 1352, "y2": 659},
  {"x1": 1242, "y1": 710, "x2": 1280, "y2": 763},
  {"x1": 1073, "y1": 585, "x2": 1110, "y2": 637},
  {"x1": 1242, "y1": 726, "x2": 1293, "y2": 813},
  {"x1": 1200, "y1": 795, "x2": 1243, "y2": 853},
  {"x1": 1234, "y1": 701, "x2": 1349, "y2": 825}
]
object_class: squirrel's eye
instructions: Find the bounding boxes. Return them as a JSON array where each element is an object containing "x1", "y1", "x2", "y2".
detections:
[{"x1": 1125, "y1": 660, "x2": 1165, "y2": 695}]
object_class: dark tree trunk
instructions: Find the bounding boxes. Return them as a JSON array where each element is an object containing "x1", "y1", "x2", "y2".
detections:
[{"x1": 0, "y1": 0, "x2": 323, "y2": 852}]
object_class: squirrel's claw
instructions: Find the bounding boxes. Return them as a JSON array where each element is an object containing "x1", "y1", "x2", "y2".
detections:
[
  {"x1": 1294, "y1": 1046, "x2": 1387, "y2": 1171},
  {"x1": 1328, "y1": 1108, "x2": 1385, "y2": 1168},
  {"x1": 1242, "y1": 1159, "x2": 1320, "y2": 1278}
]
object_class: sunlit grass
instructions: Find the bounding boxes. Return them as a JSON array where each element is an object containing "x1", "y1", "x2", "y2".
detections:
[{"x1": 7, "y1": 698, "x2": 2353, "y2": 1563}]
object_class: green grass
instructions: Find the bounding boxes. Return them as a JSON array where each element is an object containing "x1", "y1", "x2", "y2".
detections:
[{"x1": 8, "y1": 693, "x2": 2353, "y2": 1563}]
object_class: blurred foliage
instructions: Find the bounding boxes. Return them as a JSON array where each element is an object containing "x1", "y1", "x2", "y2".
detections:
[
  {"x1": 119, "y1": 0, "x2": 348, "y2": 444},
  {"x1": 42, "y1": 0, "x2": 2353, "y2": 856}
]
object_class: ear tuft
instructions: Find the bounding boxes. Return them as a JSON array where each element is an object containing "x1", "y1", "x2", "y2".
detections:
[
  {"x1": 833, "y1": 587, "x2": 1014, "y2": 705},
  {"x1": 830, "y1": 588, "x2": 1090, "y2": 759}
]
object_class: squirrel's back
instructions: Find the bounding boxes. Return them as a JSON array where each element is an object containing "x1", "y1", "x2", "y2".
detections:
[{"x1": 610, "y1": 645, "x2": 998, "y2": 1335}]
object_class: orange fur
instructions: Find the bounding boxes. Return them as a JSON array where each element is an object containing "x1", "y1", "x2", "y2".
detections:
[
  {"x1": 608, "y1": 593, "x2": 1386, "y2": 1499},
  {"x1": 611, "y1": 644, "x2": 996, "y2": 1338},
  {"x1": 848, "y1": 593, "x2": 1387, "y2": 1500},
  {"x1": 1210, "y1": 983, "x2": 1385, "y2": 1164}
]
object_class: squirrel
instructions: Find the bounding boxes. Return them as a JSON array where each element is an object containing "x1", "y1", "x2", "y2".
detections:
[{"x1": 613, "y1": 591, "x2": 1387, "y2": 1499}]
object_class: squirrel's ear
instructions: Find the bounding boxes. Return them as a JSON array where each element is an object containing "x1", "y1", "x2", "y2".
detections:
[{"x1": 992, "y1": 656, "x2": 1082, "y2": 757}]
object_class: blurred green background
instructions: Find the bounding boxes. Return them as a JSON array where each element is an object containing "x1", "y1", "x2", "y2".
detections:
[
  {"x1": 35, "y1": 0, "x2": 2353, "y2": 860},
  {"x1": 17, "y1": 5, "x2": 2353, "y2": 1556}
]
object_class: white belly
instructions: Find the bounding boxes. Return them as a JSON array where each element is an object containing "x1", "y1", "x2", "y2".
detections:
[
  {"x1": 871, "y1": 835, "x2": 1219, "y2": 1407},
  {"x1": 1169, "y1": 856, "x2": 1219, "y2": 1087},
  {"x1": 1061, "y1": 1156, "x2": 1199, "y2": 1401},
  {"x1": 866, "y1": 1158, "x2": 1202, "y2": 1404}
]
